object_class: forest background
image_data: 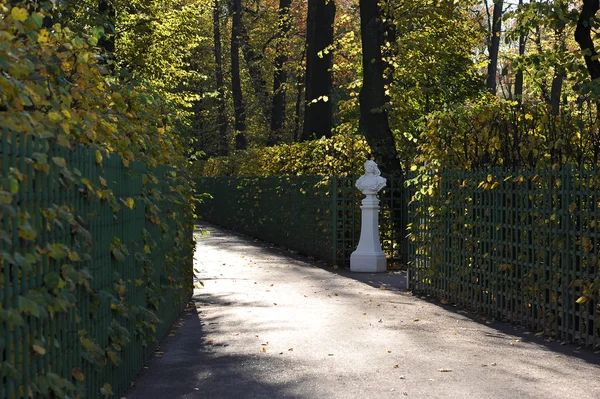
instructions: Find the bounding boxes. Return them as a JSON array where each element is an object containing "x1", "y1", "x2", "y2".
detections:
[{"x1": 5, "y1": 0, "x2": 600, "y2": 179}]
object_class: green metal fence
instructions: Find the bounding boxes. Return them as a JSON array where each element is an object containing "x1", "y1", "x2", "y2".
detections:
[
  {"x1": 408, "y1": 167, "x2": 600, "y2": 347},
  {"x1": 195, "y1": 176, "x2": 408, "y2": 267},
  {"x1": 0, "y1": 131, "x2": 191, "y2": 398}
]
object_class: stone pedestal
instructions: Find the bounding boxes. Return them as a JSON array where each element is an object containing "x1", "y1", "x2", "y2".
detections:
[
  {"x1": 350, "y1": 194, "x2": 387, "y2": 272},
  {"x1": 350, "y1": 160, "x2": 387, "y2": 273}
]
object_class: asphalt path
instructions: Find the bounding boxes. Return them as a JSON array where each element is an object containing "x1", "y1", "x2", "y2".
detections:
[{"x1": 125, "y1": 223, "x2": 600, "y2": 399}]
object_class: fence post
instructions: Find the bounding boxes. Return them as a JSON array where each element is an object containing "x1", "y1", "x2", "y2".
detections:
[{"x1": 331, "y1": 176, "x2": 338, "y2": 266}]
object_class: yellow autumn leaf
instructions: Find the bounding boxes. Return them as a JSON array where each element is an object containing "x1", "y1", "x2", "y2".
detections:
[
  {"x1": 576, "y1": 296, "x2": 587, "y2": 304},
  {"x1": 72, "y1": 367, "x2": 85, "y2": 381},
  {"x1": 48, "y1": 111, "x2": 62, "y2": 123},
  {"x1": 410, "y1": 165, "x2": 417, "y2": 171},
  {"x1": 124, "y1": 197, "x2": 134, "y2": 209},
  {"x1": 487, "y1": 174, "x2": 493, "y2": 183},
  {"x1": 95, "y1": 150, "x2": 103, "y2": 165},
  {"x1": 52, "y1": 157, "x2": 67, "y2": 168},
  {"x1": 32, "y1": 344, "x2": 46, "y2": 355},
  {"x1": 11, "y1": 7, "x2": 28, "y2": 22}
]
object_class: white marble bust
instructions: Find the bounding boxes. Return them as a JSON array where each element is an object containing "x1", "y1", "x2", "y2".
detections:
[{"x1": 355, "y1": 160, "x2": 386, "y2": 194}]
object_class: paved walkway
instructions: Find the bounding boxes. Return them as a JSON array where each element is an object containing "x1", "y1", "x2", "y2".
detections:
[{"x1": 126, "y1": 223, "x2": 600, "y2": 399}]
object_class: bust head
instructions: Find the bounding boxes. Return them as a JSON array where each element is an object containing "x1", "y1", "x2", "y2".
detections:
[{"x1": 364, "y1": 160, "x2": 381, "y2": 176}]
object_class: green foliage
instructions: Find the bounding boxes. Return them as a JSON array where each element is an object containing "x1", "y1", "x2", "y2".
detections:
[
  {"x1": 0, "y1": 3, "x2": 195, "y2": 398},
  {"x1": 195, "y1": 133, "x2": 371, "y2": 177}
]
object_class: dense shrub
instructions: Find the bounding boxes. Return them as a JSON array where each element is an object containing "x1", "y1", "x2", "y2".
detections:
[
  {"x1": 195, "y1": 134, "x2": 371, "y2": 177},
  {"x1": 0, "y1": 3, "x2": 195, "y2": 397}
]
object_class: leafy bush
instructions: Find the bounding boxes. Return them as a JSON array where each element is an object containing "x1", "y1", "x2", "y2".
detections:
[
  {"x1": 195, "y1": 134, "x2": 371, "y2": 177},
  {"x1": 0, "y1": 3, "x2": 195, "y2": 397}
]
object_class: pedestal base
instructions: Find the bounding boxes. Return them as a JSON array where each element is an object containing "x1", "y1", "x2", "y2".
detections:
[{"x1": 350, "y1": 252, "x2": 387, "y2": 273}]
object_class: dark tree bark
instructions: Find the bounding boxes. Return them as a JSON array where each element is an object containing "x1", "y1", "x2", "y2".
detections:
[
  {"x1": 575, "y1": 0, "x2": 600, "y2": 81},
  {"x1": 550, "y1": 2, "x2": 567, "y2": 117},
  {"x1": 514, "y1": 0, "x2": 526, "y2": 102},
  {"x1": 213, "y1": 0, "x2": 228, "y2": 156},
  {"x1": 486, "y1": 0, "x2": 503, "y2": 94},
  {"x1": 293, "y1": 52, "x2": 306, "y2": 143},
  {"x1": 574, "y1": 0, "x2": 600, "y2": 162},
  {"x1": 358, "y1": 0, "x2": 402, "y2": 175},
  {"x1": 231, "y1": 0, "x2": 247, "y2": 150},
  {"x1": 239, "y1": 21, "x2": 271, "y2": 122},
  {"x1": 301, "y1": 0, "x2": 335, "y2": 141},
  {"x1": 268, "y1": 0, "x2": 293, "y2": 145}
]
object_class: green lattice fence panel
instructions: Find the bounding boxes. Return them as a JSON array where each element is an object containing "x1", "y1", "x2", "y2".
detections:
[
  {"x1": 196, "y1": 176, "x2": 336, "y2": 262},
  {"x1": 0, "y1": 130, "x2": 191, "y2": 398},
  {"x1": 408, "y1": 167, "x2": 600, "y2": 347},
  {"x1": 196, "y1": 176, "x2": 410, "y2": 268}
]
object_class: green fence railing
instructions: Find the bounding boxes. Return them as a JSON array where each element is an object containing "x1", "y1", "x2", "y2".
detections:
[
  {"x1": 1, "y1": 131, "x2": 192, "y2": 398},
  {"x1": 408, "y1": 167, "x2": 600, "y2": 347},
  {"x1": 195, "y1": 176, "x2": 408, "y2": 268}
]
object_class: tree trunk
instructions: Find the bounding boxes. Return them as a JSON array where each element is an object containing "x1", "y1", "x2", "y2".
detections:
[
  {"x1": 574, "y1": 0, "x2": 600, "y2": 161},
  {"x1": 301, "y1": 0, "x2": 335, "y2": 141},
  {"x1": 269, "y1": 0, "x2": 292, "y2": 145},
  {"x1": 293, "y1": 52, "x2": 306, "y2": 143},
  {"x1": 486, "y1": 0, "x2": 503, "y2": 95},
  {"x1": 358, "y1": 0, "x2": 402, "y2": 175},
  {"x1": 231, "y1": 0, "x2": 247, "y2": 150},
  {"x1": 239, "y1": 21, "x2": 271, "y2": 122},
  {"x1": 575, "y1": 0, "x2": 600, "y2": 81},
  {"x1": 514, "y1": 0, "x2": 526, "y2": 102},
  {"x1": 550, "y1": 3, "x2": 567, "y2": 117},
  {"x1": 213, "y1": 0, "x2": 228, "y2": 156}
]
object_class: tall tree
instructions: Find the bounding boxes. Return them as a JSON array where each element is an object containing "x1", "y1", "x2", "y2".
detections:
[
  {"x1": 301, "y1": 0, "x2": 336, "y2": 141},
  {"x1": 269, "y1": 0, "x2": 293, "y2": 145},
  {"x1": 239, "y1": 20, "x2": 271, "y2": 122},
  {"x1": 514, "y1": 0, "x2": 526, "y2": 102},
  {"x1": 214, "y1": 0, "x2": 228, "y2": 156},
  {"x1": 231, "y1": 0, "x2": 247, "y2": 150},
  {"x1": 550, "y1": 0, "x2": 567, "y2": 116},
  {"x1": 358, "y1": 0, "x2": 401, "y2": 175},
  {"x1": 486, "y1": 0, "x2": 504, "y2": 94}
]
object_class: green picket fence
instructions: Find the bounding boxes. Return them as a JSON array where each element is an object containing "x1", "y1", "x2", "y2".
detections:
[
  {"x1": 0, "y1": 131, "x2": 192, "y2": 398},
  {"x1": 195, "y1": 176, "x2": 409, "y2": 268},
  {"x1": 408, "y1": 167, "x2": 600, "y2": 347}
]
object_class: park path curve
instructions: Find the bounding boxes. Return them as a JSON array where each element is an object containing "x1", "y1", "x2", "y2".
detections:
[{"x1": 125, "y1": 223, "x2": 600, "y2": 399}]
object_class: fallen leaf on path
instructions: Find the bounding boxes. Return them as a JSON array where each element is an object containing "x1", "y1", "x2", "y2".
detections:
[
  {"x1": 380, "y1": 285, "x2": 387, "y2": 290},
  {"x1": 387, "y1": 350, "x2": 392, "y2": 353},
  {"x1": 288, "y1": 348, "x2": 294, "y2": 351},
  {"x1": 328, "y1": 354, "x2": 334, "y2": 356},
  {"x1": 261, "y1": 348, "x2": 267, "y2": 353},
  {"x1": 362, "y1": 313, "x2": 367, "y2": 316},
  {"x1": 273, "y1": 303, "x2": 277, "y2": 305},
  {"x1": 393, "y1": 364, "x2": 399, "y2": 368},
  {"x1": 439, "y1": 368, "x2": 453, "y2": 372},
  {"x1": 399, "y1": 375, "x2": 406, "y2": 379},
  {"x1": 413, "y1": 319, "x2": 420, "y2": 322}
]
